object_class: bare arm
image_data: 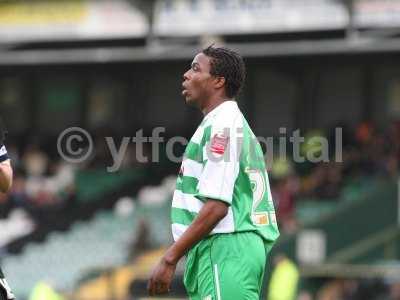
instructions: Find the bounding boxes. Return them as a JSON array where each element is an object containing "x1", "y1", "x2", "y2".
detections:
[
  {"x1": 0, "y1": 159, "x2": 12, "y2": 193},
  {"x1": 165, "y1": 199, "x2": 228, "y2": 264},
  {"x1": 148, "y1": 199, "x2": 229, "y2": 295}
]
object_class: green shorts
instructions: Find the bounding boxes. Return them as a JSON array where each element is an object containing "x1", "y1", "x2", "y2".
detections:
[{"x1": 184, "y1": 231, "x2": 274, "y2": 300}]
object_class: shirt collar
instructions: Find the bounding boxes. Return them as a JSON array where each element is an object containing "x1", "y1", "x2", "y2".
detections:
[{"x1": 203, "y1": 100, "x2": 237, "y2": 121}]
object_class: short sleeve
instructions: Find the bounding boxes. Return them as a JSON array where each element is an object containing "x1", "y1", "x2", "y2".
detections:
[{"x1": 196, "y1": 113, "x2": 242, "y2": 205}]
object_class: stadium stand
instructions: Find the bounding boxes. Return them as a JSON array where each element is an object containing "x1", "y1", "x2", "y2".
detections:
[
  {"x1": 1, "y1": 171, "x2": 175, "y2": 298},
  {"x1": 1, "y1": 1, "x2": 400, "y2": 299},
  {"x1": 2, "y1": 204, "x2": 138, "y2": 297}
]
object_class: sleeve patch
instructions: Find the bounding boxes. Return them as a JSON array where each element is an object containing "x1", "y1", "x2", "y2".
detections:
[{"x1": 210, "y1": 134, "x2": 229, "y2": 155}]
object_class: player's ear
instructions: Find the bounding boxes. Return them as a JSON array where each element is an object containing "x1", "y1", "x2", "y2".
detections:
[{"x1": 213, "y1": 76, "x2": 225, "y2": 89}]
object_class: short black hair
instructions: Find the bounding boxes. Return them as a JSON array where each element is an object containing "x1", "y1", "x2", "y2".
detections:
[{"x1": 202, "y1": 45, "x2": 246, "y2": 99}]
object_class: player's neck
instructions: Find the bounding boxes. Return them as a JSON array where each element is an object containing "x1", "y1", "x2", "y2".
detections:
[{"x1": 201, "y1": 96, "x2": 231, "y2": 116}]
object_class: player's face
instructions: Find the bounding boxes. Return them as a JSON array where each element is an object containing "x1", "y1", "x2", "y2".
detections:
[{"x1": 182, "y1": 53, "x2": 214, "y2": 107}]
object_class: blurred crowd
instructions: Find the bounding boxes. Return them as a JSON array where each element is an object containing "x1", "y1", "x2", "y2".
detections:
[
  {"x1": 0, "y1": 120, "x2": 399, "y2": 299},
  {"x1": 305, "y1": 277, "x2": 400, "y2": 300},
  {"x1": 1, "y1": 121, "x2": 399, "y2": 242},
  {"x1": 268, "y1": 254, "x2": 400, "y2": 300},
  {"x1": 0, "y1": 140, "x2": 75, "y2": 223},
  {"x1": 0, "y1": 128, "x2": 152, "y2": 217},
  {"x1": 270, "y1": 121, "x2": 399, "y2": 234}
]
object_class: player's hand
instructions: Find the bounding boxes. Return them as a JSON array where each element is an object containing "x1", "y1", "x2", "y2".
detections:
[{"x1": 147, "y1": 257, "x2": 176, "y2": 296}]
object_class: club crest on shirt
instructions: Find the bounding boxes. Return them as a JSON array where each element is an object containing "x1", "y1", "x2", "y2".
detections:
[{"x1": 210, "y1": 133, "x2": 229, "y2": 155}]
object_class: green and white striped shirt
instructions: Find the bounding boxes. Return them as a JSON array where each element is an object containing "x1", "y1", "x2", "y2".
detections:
[{"x1": 171, "y1": 101, "x2": 279, "y2": 243}]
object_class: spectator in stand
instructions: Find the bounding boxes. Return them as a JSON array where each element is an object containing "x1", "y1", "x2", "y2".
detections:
[{"x1": 270, "y1": 157, "x2": 299, "y2": 233}]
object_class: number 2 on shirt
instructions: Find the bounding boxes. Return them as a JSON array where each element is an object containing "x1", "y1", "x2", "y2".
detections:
[{"x1": 246, "y1": 169, "x2": 271, "y2": 226}]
